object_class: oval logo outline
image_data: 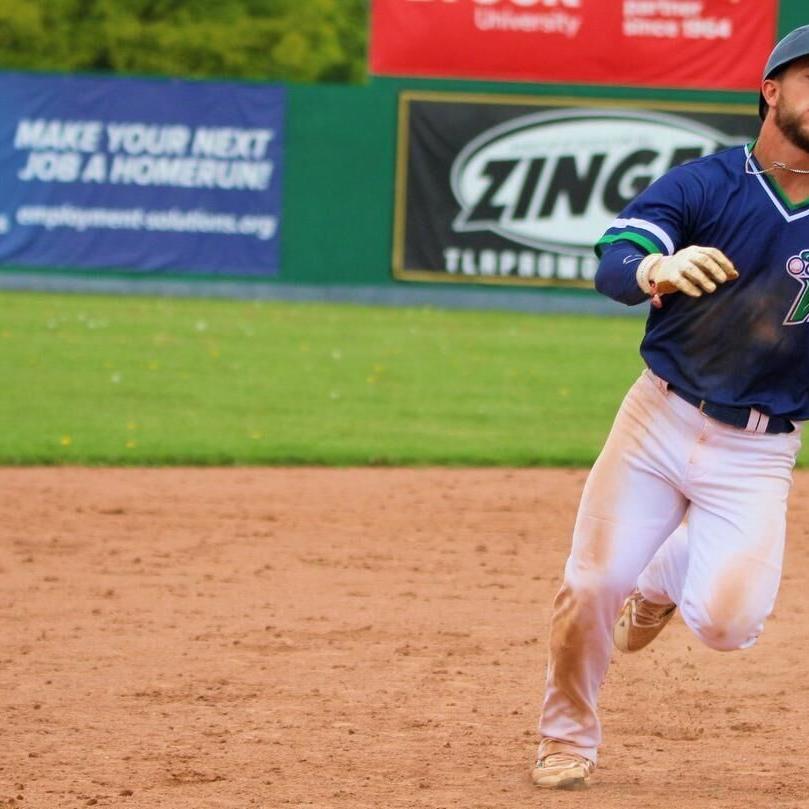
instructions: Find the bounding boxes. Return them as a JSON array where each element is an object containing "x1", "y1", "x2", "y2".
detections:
[{"x1": 449, "y1": 108, "x2": 742, "y2": 255}]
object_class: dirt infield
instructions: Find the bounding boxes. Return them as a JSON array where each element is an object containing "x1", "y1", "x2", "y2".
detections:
[{"x1": 2, "y1": 467, "x2": 809, "y2": 809}]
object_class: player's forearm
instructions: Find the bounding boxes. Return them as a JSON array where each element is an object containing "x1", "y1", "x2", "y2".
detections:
[{"x1": 594, "y1": 242, "x2": 650, "y2": 306}]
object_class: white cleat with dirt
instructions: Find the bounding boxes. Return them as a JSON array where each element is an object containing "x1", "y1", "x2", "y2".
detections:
[
  {"x1": 614, "y1": 589, "x2": 677, "y2": 653},
  {"x1": 531, "y1": 752, "x2": 595, "y2": 790}
]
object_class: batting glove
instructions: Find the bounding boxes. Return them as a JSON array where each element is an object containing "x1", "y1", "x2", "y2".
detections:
[{"x1": 637, "y1": 246, "x2": 739, "y2": 308}]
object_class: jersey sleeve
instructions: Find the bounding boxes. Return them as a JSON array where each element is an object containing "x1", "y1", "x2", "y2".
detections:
[
  {"x1": 594, "y1": 164, "x2": 702, "y2": 258},
  {"x1": 593, "y1": 241, "x2": 651, "y2": 306}
]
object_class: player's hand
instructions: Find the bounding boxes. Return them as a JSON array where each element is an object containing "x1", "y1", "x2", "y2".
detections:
[{"x1": 648, "y1": 246, "x2": 739, "y2": 298}]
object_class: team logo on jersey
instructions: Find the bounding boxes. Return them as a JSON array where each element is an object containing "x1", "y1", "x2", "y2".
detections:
[{"x1": 784, "y1": 250, "x2": 809, "y2": 325}]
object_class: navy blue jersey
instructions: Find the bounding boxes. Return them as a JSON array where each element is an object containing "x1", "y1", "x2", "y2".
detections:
[{"x1": 594, "y1": 144, "x2": 809, "y2": 420}]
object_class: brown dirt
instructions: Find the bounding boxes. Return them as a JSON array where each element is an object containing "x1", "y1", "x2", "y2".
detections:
[{"x1": 2, "y1": 467, "x2": 809, "y2": 809}]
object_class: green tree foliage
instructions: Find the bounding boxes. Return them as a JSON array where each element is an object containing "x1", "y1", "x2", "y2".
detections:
[{"x1": 0, "y1": 0, "x2": 368, "y2": 82}]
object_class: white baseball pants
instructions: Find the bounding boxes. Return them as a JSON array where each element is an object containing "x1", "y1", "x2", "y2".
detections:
[{"x1": 538, "y1": 369, "x2": 802, "y2": 764}]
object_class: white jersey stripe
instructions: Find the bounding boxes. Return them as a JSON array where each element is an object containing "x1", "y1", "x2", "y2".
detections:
[
  {"x1": 745, "y1": 144, "x2": 809, "y2": 223},
  {"x1": 611, "y1": 218, "x2": 676, "y2": 255},
  {"x1": 751, "y1": 175, "x2": 809, "y2": 223}
]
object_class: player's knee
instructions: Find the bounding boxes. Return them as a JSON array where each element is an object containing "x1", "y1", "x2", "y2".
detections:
[
  {"x1": 681, "y1": 600, "x2": 763, "y2": 652},
  {"x1": 696, "y1": 621, "x2": 756, "y2": 652},
  {"x1": 562, "y1": 562, "x2": 636, "y2": 616},
  {"x1": 565, "y1": 559, "x2": 634, "y2": 601}
]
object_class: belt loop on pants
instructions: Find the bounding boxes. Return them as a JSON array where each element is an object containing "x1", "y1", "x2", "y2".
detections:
[
  {"x1": 645, "y1": 368, "x2": 669, "y2": 395},
  {"x1": 744, "y1": 409, "x2": 771, "y2": 434}
]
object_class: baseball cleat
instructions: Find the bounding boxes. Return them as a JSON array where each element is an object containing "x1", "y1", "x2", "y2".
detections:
[
  {"x1": 531, "y1": 752, "x2": 594, "y2": 790},
  {"x1": 614, "y1": 589, "x2": 677, "y2": 653}
]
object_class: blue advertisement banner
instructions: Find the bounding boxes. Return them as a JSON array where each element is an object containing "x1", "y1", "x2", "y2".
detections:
[{"x1": 0, "y1": 72, "x2": 285, "y2": 276}]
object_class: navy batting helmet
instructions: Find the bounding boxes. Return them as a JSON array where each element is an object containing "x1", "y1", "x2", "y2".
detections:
[{"x1": 759, "y1": 24, "x2": 809, "y2": 121}]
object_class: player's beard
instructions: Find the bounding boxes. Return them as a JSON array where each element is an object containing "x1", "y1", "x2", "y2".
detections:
[{"x1": 774, "y1": 96, "x2": 809, "y2": 155}]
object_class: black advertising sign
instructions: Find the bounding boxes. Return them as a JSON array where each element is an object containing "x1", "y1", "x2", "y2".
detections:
[{"x1": 393, "y1": 92, "x2": 759, "y2": 287}]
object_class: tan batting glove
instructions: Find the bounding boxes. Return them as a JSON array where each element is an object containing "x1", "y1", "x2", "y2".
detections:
[{"x1": 636, "y1": 246, "x2": 738, "y2": 307}]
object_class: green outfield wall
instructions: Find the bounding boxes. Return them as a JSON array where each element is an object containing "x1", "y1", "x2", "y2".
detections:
[{"x1": 282, "y1": 79, "x2": 751, "y2": 290}]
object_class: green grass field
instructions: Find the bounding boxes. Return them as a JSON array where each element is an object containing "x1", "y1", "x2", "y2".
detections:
[{"x1": 1, "y1": 289, "x2": 654, "y2": 465}]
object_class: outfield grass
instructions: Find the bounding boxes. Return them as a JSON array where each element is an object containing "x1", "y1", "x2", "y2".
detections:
[{"x1": 1, "y1": 290, "x2": 653, "y2": 465}]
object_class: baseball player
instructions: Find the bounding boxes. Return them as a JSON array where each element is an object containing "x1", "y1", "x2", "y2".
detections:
[{"x1": 532, "y1": 24, "x2": 809, "y2": 790}]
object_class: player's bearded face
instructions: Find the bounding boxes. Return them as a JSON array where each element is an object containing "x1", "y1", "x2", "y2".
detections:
[
  {"x1": 774, "y1": 93, "x2": 809, "y2": 153},
  {"x1": 774, "y1": 63, "x2": 809, "y2": 154}
]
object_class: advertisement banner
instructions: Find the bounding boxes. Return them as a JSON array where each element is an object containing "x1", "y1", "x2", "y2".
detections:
[
  {"x1": 0, "y1": 72, "x2": 285, "y2": 276},
  {"x1": 371, "y1": 0, "x2": 778, "y2": 91},
  {"x1": 394, "y1": 92, "x2": 759, "y2": 287}
]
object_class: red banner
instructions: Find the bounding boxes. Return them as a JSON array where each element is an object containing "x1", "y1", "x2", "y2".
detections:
[{"x1": 370, "y1": 0, "x2": 779, "y2": 91}]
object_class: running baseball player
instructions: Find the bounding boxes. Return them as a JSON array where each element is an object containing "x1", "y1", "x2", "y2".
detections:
[{"x1": 532, "y1": 24, "x2": 809, "y2": 790}]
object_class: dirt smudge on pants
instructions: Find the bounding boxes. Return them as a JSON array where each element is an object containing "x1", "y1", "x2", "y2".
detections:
[{"x1": 545, "y1": 584, "x2": 594, "y2": 730}]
